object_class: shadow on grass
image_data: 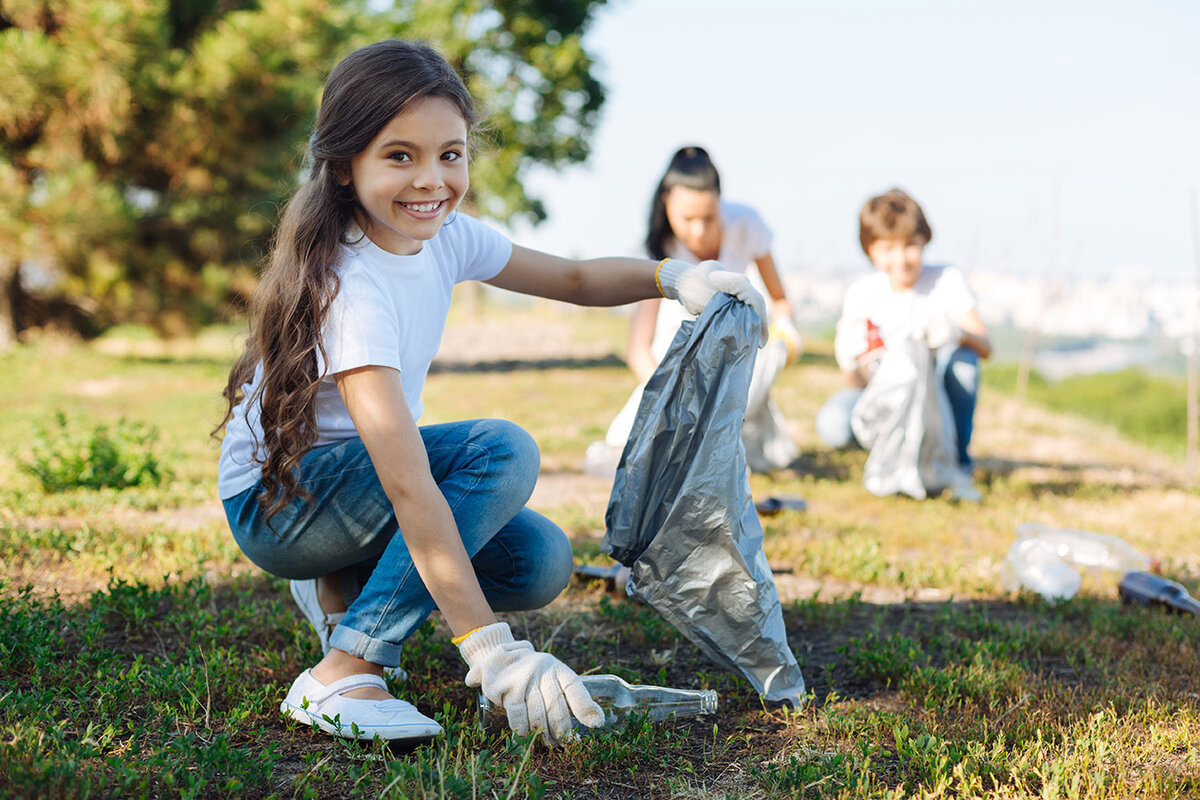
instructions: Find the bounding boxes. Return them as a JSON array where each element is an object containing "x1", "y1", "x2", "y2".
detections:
[
  {"x1": 782, "y1": 594, "x2": 1199, "y2": 706},
  {"x1": 429, "y1": 354, "x2": 625, "y2": 375},
  {"x1": 976, "y1": 454, "x2": 1186, "y2": 493},
  {"x1": 796, "y1": 350, "x2": 839, "y2": 370},
  {"x1": 113, "y1": 353, "x2": 237, "y2": 369},
  {"x1": 783, "y1": 447, "x2": 863, "y2": 482}
]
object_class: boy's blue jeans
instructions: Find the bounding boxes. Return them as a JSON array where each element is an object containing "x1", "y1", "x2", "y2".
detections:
[
  {"x1": 222, "y1": 418, "x2": 573, "y2": 667},
  {"x1": 815, "y1": 345, "x2": 980, "y2": 469}
]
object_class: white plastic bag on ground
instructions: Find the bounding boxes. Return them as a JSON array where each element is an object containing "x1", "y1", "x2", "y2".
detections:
[
  {"x1": 1002, "y1": 522, "x2": 1153, "y2": 601},
  {"x1": 604, "y1": 296, "x2": 806, "y2": 706},
  {"x1": 1013, "y1": 522, "x2": 1151, "y2": 573}
]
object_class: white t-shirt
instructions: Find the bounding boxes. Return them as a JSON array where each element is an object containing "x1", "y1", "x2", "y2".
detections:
[
  {"x1": 652, "y1": 200, "x2": 773, "y2": 359},
  {"x1": 217, "y1": 215, "x2": 513, "y2": 499},
  {"x1": 833, "y1": 265, "x2": 977, "y2": 373}
]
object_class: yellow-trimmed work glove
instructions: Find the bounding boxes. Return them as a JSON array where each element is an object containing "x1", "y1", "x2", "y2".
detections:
[
  {"x1": 657, "y1": 259, "x2": 769, "y2": 345},
  {"x1": 769, "y1": 315, "x2": 802, "y2": 364},
  {"x1": 457, "y1": 622, "x2": 605, "y2": 745}
]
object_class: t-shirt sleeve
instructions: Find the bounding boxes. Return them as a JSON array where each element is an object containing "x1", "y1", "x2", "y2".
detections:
[
  {"x1": 722, "y1": 202, "x2": 773, "y2": 260},
  {"x1": 937, "y1": 267, "x2": 978, "y2": 319},
  {"x1": 833, "y1": 283, "x2": 869, "y2": 372},
  {"x1": 450, "y1": 215, "x2": 514, "y2": 283},
  {"x1": 319, "y1": 268, "x2": 402, "y2": 376},
  {"x1": 744, "y1": 206, "x2": 773, "y2": 258}
]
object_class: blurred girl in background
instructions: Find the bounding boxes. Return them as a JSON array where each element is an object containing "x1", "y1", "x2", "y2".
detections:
[{"x1": 596, "y1": 146, "x2": 800, "y2": 474}]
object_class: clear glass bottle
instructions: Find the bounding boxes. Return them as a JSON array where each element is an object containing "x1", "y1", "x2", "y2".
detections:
[
  {"x1": 1118, "y1": 570, "x2": 1200, "y2": 615},
  {"x1": 477, "y1": 674, "x2": 718, "y2": 734},
  {"x1": 572, "y1": 563, "x2": 631, "y2": 594}
]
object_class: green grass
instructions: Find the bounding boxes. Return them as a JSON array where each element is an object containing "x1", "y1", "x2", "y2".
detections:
[
  {"x1": 984, "y1": 364, "x2": 1189, "y2": 459},
  {"x1": 0, "y1": 310, "x2": 1197, "y2": 799}
]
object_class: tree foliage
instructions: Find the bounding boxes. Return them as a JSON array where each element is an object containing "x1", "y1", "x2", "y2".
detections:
[{"x1": 0, "y1": 0, "x2": 608, "y2": 340}]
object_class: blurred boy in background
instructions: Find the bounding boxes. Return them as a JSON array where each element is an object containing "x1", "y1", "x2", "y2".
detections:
[{"x1": 816, "y1": 188, "x2": 991, "y2": 497}]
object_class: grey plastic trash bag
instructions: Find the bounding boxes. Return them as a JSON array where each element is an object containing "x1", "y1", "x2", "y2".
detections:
[
  {"x1": 603, "y1": 295, "x2": 806, "y2": 705},
  {"x1": 849, "y1": 337, "x2": 959, "y2": 499}
]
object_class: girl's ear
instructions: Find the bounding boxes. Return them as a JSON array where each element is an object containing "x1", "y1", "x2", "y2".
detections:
[{"x1": 332, "y1": 163, "x2": 352, "y2": 187}]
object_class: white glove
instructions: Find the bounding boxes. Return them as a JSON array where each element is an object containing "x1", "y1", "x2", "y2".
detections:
[
  {"x1": 921, "y1": 315, "x2": 962, "y2": 349},
  {"x1": 458, "y1": 622, "x2": 604, "y2": 745},
  {"x1": 657, "y1": 259, "x2": 769, "y2": 345}
]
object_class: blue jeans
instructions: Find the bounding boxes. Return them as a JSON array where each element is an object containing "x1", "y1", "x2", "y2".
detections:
[
  {"x1": 815, "y1": 346, "x2": 980, "y2": 468},
  {"x1": 222, "y1": 419, "x2": 574, "y2": 667}
]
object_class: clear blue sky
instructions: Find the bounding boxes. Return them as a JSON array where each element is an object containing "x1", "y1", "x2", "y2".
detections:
[{"x1": 504, "y1": 0, "x2": 1200, "y2": 281}]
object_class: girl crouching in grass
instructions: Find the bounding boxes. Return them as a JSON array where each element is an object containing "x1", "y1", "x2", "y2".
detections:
[{"x1": 215, "y1": 39, "x2": 766, "y2": 746}]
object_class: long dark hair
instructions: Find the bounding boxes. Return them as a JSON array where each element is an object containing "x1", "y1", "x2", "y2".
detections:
[
  {"x1": 644, "y1": 146, "x2": 721, "y2": 260},
  {"x1": 216, "y1": 40, "x2": 479, "y2": 520}
]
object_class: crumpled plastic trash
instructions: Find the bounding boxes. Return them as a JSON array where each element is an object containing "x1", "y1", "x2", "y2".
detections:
[
  {"x1": 603, "y1": 295, "x2": 806, "y2": 706},
  {"x1": 1002, "y1": 522, "x2": 1153, "y2": 601}
]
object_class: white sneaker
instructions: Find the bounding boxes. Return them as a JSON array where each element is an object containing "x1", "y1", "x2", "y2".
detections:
[
  {"x1": 290, "y1": 579, "x2": 408, "y2": 682},
  {"x1": 280, "y1": 669, "x2": 441, "y2": 741},
  {"x1": 946, "y1": 472, "x2": 983, "y2": 504}
]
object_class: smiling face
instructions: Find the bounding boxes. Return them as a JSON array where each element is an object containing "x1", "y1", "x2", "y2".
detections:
[
  {"x1": 663, "y1": 186, "x2": 722, "y2": 261},
  {"x1": 867, "y1": 236, "x2": 926, "y2": 291},
  {"x1": 344, "y1": 95, "x2": 469, "y2": 255}
]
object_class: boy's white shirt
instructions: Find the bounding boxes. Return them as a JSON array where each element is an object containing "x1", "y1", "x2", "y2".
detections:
[
  {"x1": 217, "y1": 215, "x2": 512, "y2": 499},
  {"x1": 651, "y1": 200, "x2": 772, "y2": 360},
  {"x1": 833, "y1": 265, "x2": 977, "y2": 374}
]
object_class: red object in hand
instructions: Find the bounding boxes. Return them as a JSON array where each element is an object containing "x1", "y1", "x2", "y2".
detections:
[
  {"x1": 865, "y1": 319, "x2": 884, "y2": 353},
  {"x1": 857, "y1": 319, "x2": 885, "y2": 376}
]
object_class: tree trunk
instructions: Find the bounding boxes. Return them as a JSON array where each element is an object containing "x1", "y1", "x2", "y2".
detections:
[
  {"x1": 1187, "y1": 334, "x2": 1197, "y2": 487},
  {"x1": 1189, "y1": 190, "x2": 1200, "y2": 487},
  {"x1": 0, "y1": 259, "x2": 20, "y2": 352}
]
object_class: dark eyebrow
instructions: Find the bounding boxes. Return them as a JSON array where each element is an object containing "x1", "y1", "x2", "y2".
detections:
[{"x1": 378, "y1": 139, "x2": 467, "y2": 150}]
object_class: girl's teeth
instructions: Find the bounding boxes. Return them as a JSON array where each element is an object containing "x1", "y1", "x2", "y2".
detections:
[{"x1": 403, "y1": 202, "x2": 440, "y2": 212}]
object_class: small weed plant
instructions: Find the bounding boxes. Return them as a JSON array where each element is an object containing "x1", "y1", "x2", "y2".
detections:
[{"x1": 18, "y1": 411, "x2": 170, "y2": 492}]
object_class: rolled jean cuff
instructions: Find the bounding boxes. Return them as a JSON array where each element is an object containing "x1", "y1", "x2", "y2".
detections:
[{"x1": 328, "y1": 624, "x2": 402, "y2": 668}]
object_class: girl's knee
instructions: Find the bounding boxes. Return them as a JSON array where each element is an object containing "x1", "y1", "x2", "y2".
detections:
[
  {"x1": 511, "y1": 516, "x2": 573, "y2": 610},
  {"x1": 528, "y1": 528, "x2": 574, "y2": 607},
  {"x1": 474, "y1": 418, "x2": 539, "y2": 478}
]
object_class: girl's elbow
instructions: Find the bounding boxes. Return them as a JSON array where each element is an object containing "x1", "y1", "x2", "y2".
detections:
[{"x1": 379, "y1": 472, "x2": 438, "y2": 508}]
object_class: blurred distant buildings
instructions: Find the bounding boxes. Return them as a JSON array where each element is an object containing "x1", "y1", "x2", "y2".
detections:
[{"x1": 783, "y1": 267, "x2": 1200, "y2": 344}]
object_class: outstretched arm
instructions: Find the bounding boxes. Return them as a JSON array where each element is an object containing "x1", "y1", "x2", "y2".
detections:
[
  {"x1": 488, "y1": 245, "x2": 769, "y2": 344},
  {"x1": 486, "y1": 245, "x2": 659, "y2": 306},
  {"x1": 955, "y1": 308, "x2": 993, "y2": 359}
]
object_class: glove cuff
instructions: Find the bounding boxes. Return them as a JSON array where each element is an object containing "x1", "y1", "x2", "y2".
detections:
[
  {"x1": 456, "y1": 621, "x2": 514, "y2": 669},
  {"x1": 655, "y1": 258, "x2": 689, "y2": 300}
]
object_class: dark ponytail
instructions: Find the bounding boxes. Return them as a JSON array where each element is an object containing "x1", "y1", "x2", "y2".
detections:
[{"x1": 644, "y1": 146, "x2": 721, "y2": 260}]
